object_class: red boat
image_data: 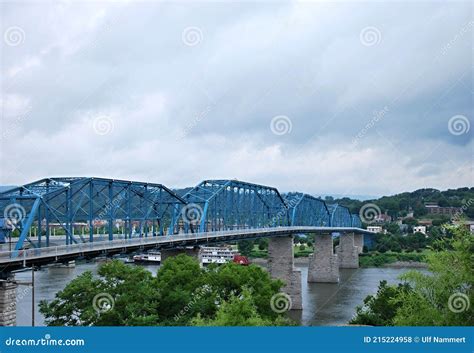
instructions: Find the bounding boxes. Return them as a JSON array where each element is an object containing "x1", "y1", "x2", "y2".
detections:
[{"x1": 233, "y1": 255, "x2": 250, "y2": 265}]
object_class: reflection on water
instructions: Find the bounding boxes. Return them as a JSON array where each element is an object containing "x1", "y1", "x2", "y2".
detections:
[
  {"x1": 296, "y1": 266, "x2": 413, "y2": 326},
  {"x1": 14, "y1": 261, "x2": 414, "y2": 326}
]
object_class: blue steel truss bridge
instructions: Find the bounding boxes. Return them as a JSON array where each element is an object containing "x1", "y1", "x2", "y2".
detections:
[
  {"x1": 0, "y1": 178, "x2": 375, "y2": 271},
  {"x1": 0, "y1": 177, "x2": 377, "y2": 322}
]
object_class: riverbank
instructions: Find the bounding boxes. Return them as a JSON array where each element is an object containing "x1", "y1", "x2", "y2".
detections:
[
  {"x1": 250, "y1": 257, "x2": 309, "y2": 266},
  {"x1": 14, "y1": 260, "x2": 416, "y2": 326},
  {"x1": 359, "y1": 251, "x2": 427, "y2": 267},
  {"x1": 250, "y1": 254, "x2": 428, "y2": 268}
]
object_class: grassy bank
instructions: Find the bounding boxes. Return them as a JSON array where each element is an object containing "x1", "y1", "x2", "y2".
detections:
[
  {"x1": 248, "y1": 245, "x2": 314, "y2": 258},
  {"x1": 248, "y1": 245, "x2": 428, "y2": 268},
  {"x1": 359, "y1": 251, "x2": 427, "y2": 267}
]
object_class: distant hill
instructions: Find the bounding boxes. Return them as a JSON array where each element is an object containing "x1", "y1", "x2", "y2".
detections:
[
  {"x1": 318, "y1": 193, "x2": 377, "y2": 201},
  {"x1": 173, "y1": 187, "x2": 193, "y2": 197},
  {"x1": 334, "y1": 187, "x2": 474, "y2": 220}
]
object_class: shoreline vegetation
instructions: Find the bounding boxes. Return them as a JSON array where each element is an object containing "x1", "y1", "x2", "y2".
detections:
[
  {"x1": 349, "y1": 225, "x2": 473, "y2": 326},
  {"x1": 250, "y1": 255, "x2": 428, "y2": 268},
  {"x1": 248, "y1": 247, "x2": 429, "y2": 268}
]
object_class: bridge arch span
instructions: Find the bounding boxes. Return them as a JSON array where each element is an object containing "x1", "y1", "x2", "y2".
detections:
[
  {"x1": 284, "y1": 192, "x2": 330, "y2": 227},
  {"x1": 172, "y1": 179, "x2": 288, "y2": 233}
]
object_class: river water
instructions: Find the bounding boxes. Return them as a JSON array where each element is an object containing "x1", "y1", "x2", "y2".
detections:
[{"x1": 13, "y1": 261, "x2": 413, "y2": 326}]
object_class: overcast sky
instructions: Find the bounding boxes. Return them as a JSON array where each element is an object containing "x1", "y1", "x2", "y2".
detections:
[{"x1": 1, "y1": 0, "x2": 472, "y2": 197}]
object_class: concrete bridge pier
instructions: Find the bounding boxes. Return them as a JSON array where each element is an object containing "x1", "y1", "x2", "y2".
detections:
[
  {"x1": 161, "y1": 247, "x2": 200, "y2": 263},
  {"x1": 308, "y1": 233, "x2": 339, "y2": 283},
  {"x1": 354, "y1": 233, "x2": 364, "y2": 254},
  {"x1": 0, "y1": 278, "x2": 17, "y2": 326},
  {"x1": 336, "y1": 233, "x2": 359, "y2": 269},
  {"x1": 268, "y1": 235, "x2": 302, "y2": 310}
]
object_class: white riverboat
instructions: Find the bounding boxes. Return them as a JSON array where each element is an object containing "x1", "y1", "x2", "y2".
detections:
[
  {"x1": 199, "y1": 246, "x2": 238, "y2": 265},
  {"x1": 133, "y1": 251, "x2": 161, "y2": 264}
]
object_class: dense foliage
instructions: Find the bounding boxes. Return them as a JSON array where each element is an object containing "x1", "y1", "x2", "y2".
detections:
[
  {"x1": 372, "y1": 232, "x2": 433, "y2": 253},
  {"x1": 39, "y1": 254, "x2": 291, "y2": 326},
  {"x1": 349, "y1": 280, "x2": 411, "y2": 326},
  {"x1": 191, "y1": 288, "x2": 289, "y2": 326},
  {"x1": 237, "y1": 240, "x2": 254, "y2": 257},
  {"x1": 359, "y1": 252, "x2": 426, "y2": 267},
  {"x1": 350, "y1": 226, "x2": 474, "y2": 326},
  {"x1": 331, "y1": 187, "x2": 474, "y2": 219}
]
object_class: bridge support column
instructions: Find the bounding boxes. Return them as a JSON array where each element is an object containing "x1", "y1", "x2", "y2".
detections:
[
  {"x1": 0, "y1": 279, "x2": 17, "y2": 326},
  {"x1": 268, "y1": 235, "x2": 302, "y2": 310},
  {"x1": 354, "y1": 233, "x2": 364, "y2": 254},
  {"x1": 336, "y1": 233, "x2": 359, "y2": 269},
  {"x1": 161, "y1": 247, "x2": 199, "y2": 263},
  {"x1": 308, "y1": 233, "x2": 339, "y2": 283}
]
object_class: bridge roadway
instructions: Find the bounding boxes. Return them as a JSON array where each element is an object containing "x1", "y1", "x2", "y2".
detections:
[{"x1": 0, "y1": 226, "x2": 372, "y2": 273}]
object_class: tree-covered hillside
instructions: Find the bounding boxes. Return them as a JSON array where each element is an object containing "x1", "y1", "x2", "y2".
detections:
[{"x1": 331, "y1": 187, "x2": 474, "y2": 220}]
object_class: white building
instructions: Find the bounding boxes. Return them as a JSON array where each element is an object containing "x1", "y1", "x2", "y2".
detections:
[
  {"x1": 413, "y1": 225, "x2": 427, "y2": 235},
  {"x1": 367, "y1": 226, "x2": 383, "y2": 233}
]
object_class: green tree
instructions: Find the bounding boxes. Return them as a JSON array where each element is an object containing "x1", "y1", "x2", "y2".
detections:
[
  {"x1": 39, "y1": 255, "x2": 288, "y2": 327},
  {"x1": 258, "y1": 238, "x2": 268, "y2": 251},
  {"x1": 403, "y1": 217, "x2": 418, "y2": 226},
  {"x1": 39, "y1": 261, "x2": 160, "y2": 326},
  {"x1": 155, "y1": 254, "x2": 211, "y2": 325},
  {"x1": 393, "y1": 226, "x2": 474, "y2": 326},
  {"x1": 385, "y1": 223, "x2": 401, "y2": 235},
  {"x1": 191, "y1": 288, "x2": 289, "y2": 326},
  {"x1": 350, "y1": 280, "x2": 411, "y2": 326},
  {"x1": 204, "y1": 262, "x2": 284, "y2": 319},
  {"x1": 238, "y1": 240, "x2": 254, "y2": 257},
  {"x1": 157, "y1": 256, "x2": 285, "y2": 324}
]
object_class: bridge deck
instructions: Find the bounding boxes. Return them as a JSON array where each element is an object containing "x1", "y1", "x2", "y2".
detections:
[{"x1": 0, "y1": 227, "x2": 374, "y2": 273}]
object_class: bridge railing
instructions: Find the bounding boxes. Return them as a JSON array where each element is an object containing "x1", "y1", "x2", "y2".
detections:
[
  {"x1": 0, "y1": 226, "x2": 374, "y2": 264},
  {"x1": 0, "y1": 227, "x2": 290, "y2": 263}
]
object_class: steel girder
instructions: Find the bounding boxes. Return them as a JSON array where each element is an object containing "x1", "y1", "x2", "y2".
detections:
[
  {"x1": 172, "y1": 179, "x2": 289, "y2": 233},
  {"x1": 0, "y1": 177, "x2": 185, "y2": 251},
  {"x1": 327, "y1": 203, "x2": 352, "y2": 227},
  {"x1": 284, "y1": 192, "x2": 330, "y2": 227},
  {"x1": 351, "y1": 214, "x2": 362, "y2": 228},
  {"x1": 1, "y1": 176, "x2": 367, "y2": 246}
]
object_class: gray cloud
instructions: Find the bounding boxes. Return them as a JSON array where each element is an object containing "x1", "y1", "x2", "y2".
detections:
[{"x1": 1, "y1": 0, "x2": 472, "y2": 197}]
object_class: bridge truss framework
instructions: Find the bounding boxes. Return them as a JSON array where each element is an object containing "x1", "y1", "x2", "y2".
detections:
[{"x1": 0, "y1": 177, "x2": 364, "y2": 251}]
